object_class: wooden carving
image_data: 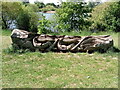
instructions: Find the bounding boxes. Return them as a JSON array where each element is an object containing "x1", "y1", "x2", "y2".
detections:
[{"x1": 11, "y1": 29, "x2": 113, "y2": 53}]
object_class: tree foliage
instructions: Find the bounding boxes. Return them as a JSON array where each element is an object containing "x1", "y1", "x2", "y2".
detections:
[
  {"x1": 87, "y1": 2, "x2": 100, "y2": 8},
  {"x1": 34, "y1": 2, "x2": 45, "y2": 8},
  {"x1": 16, "y1": 5, "x2": 41, "y2": 32},
  {"x1": 2, "y1": 2, "x2": 22, "y2": 29},
  {"x1": 40, "y1": 5, "x2": 56, "y2": 12},
  {"x1": 89, "y1": 2, "x2": 120, "y2": 32},
  {"x1": 104, "y1": 1, "x2": 120, "y2": 32},
  {"x1": 45, "y1": 3, "x2": 56, "y2": 8},
  {"x1": 2, "y1": 2, "x2": 41, "y2": 32},
  {"x1": 37, "y1": 16, "x2": 51, "y2": 34},
  {"x1": 55, "y1": 2, "x2": 91, "y2": 32}
]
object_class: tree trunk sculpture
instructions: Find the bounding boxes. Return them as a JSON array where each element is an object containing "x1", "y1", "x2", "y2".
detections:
[{"x1": 11, "y1": 29, "x2": 113, "y2": 53}]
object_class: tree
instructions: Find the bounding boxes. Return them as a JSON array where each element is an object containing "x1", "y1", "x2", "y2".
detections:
[
  {"x1": 104, "y1": 1, "x2": 120, "y2": 32},
  {"x1": 41, "y1": 5, "x2": 56, "y2": 12},
  {"x1": 55, "y1": 2, "x2": 91, "y2": 32},
  {"x1": 34, "y1": 1, "x2": 45, "y2": 8},
  {"x1": 89, "y1": 2, "x2": 112, "y2": 32},
  {"x1": 27, "y1": 4, "x2": 39, "y2": 12},
  {"x1": 2, "y1": 2, "x2": 41, "y2": 32},
  {"x1": 45, "y1": 3, "x2": 56, "y2": 8},
  {"x1": 22, "y1": 0, "x2": 29, "y2": 6},
  {"x1": 89, "y1": 2, "x2": 120, "y2": 32},
  {"x1": 16, "y1": 4, "x2": 41, "y2": 32},
  {"x1": 87, "y1": 2, "x2": 101, "y2": 8},
  {"x1": 2, "y1": 2, "x2": 23, "y2": 29},
  {"x1": 37, "y1": 16, "x2": 51, "y2": 34}
]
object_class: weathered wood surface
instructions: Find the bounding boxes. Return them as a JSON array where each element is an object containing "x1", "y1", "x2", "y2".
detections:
[{"x1": 11, "y1": 29, "x2": 113, "y2": 52}]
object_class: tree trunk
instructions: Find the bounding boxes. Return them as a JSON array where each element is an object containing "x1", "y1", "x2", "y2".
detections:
[{"x1": 2, "y1": 15, "x2": 8, "y2": 29}]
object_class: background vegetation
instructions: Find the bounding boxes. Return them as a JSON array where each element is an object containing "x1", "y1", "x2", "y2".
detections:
[
  {"x1": 55, "y1": 2, "x2": 91, "y2": 32},
  {"x1": 1, "y1": 1, "x2": 120, "y2": 88},
  {"x1": 2, "y1": 2, "x2": 42, "y2": 32},
  {"x1": 89, "y1": 2, "x2": 120, "y2": 32},
  {"x1": 34, "y1": 2, "x2": 58, "y2": 12},
  {"x1": 2, "y1": 1, "x2": 120, "y2": 33},
  {"x1": 38, "y1": 1, "x2": 120, "y2": 33}
]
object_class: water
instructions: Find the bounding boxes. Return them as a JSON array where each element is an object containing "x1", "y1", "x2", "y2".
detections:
[
  {"x1": 42, "y1": 13, "x2": 55, "y2": 20},
  {"x1": 9, "y1": 12, "x2": 55, "y2": 29},
  {"x1": 8, "y1": 20, "x2": 17, "y2": 29},
  {"x1": 42, "y1": 12, "x2": 57, "y2": 32}
]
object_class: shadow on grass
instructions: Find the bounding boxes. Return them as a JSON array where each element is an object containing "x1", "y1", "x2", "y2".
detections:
[
  {"x1": 110, "y1": 47, "x2": 120, "y2": 52},
  {"x1": 3, "y1": 44, "x2": 120, "y2": 55},
  {"x1": 100, "y1": 46, "x2": 120, "y2": 53}
]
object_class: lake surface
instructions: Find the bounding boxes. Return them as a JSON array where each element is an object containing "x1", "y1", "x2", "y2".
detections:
[
  {"x1": 42, "y1": 13, "x2": 55, "y2": 20},
  {"x1": 9, "y1": 12, "x2": 55, "y2": 29}
]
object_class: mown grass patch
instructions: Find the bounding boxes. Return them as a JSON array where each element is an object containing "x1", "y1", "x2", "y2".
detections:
[
  {"x1": 2, "y1": 52, "x2": 118, "y2": 88},
  {"x1": 1, "y1": 30, "x2": 119, "y2": 88},
  {"x1": 0, "y1": 29, "x2": 12, "y2": 36}
]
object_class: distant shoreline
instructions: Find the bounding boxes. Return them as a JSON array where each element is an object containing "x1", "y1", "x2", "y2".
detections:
[{"x1": 43, "y1": 11, "x2": 56, "y2": 13}]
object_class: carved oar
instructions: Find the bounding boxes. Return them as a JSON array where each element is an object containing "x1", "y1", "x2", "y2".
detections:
[
  {"x1": 71, "y1": 37, "x2": 86, "y2": 51},
  {"x1": 46, "y1": 39, "x2": 59, "y2": 51}
]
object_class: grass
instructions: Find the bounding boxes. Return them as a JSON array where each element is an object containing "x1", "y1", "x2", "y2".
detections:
[
  {"x1": 0, "y1": 29, "x2": 12, "y2": 36},
  {"x1": 1, "y1": 30, "x2": 119, "y2": 88}
]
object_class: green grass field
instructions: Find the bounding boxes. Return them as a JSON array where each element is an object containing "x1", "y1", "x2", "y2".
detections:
[{"x1": 1, "y1": 30, "x2": 119, "y2": 88}]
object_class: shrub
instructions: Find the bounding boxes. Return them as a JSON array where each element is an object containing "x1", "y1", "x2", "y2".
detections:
[
  {"x1": 41, "y1": 5, "x2": 56, "y2": 12},
  {"x1": 2, "y1": 2, "x2": 42, "y2": 33},
  {"x1": 89, "y1": 2, "x2": 120, "y2": 32},
  {"x1": 55, "y1": 2, "x2": 91, "y2": 32},
  {"x1": 16, "y1": 4, "x2": 41, "y2": 33},
  {"x1": 34, "y1": 2, "x2": 45, "y2": 8},
  {"x1": 45, "y1": 3, "x2": 56, "y2": 8},
  {"x1": 104, "y1": 1, "x2": 120, "y2": 32},
  {"x1": 3, "y1": 45, "x2": 31, "y2": 54},
  {"x1": 2, "y1": 2, "x2": 23, "y2": 29},
  {"x1": 37, "y1": 16, "x2": 51, "y2": 34}
]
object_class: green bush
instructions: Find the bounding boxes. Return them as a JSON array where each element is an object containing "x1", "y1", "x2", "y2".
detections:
[
  {"x1": 3, "y1": 45, "x2": 16, "y2": 54},
  {"x1": 104, "y1": 1, "x2": 120, "y2": 32},
  {"x1": 89, "y1": 2, "x2": 120, "y2": 32},
  {"x1": 16, "y1": 5, "x2": 41, "y2": 32},
  {"x1": 2, "y1": 2, "x2": 42, "y2": 33},
  {"x1": 45, "y1": 3, "x2": 56, "y2": 8},
  {"x1": 2, "y1": 2, "x2": 23, "y2": 29},
  {"x1": 34, "y1": 2, "x2": 45, "y2": 8},
  {"x1": 55, "y1": 2, "x2": 91, "y2": 32},
  {"x1": 3, "y1": 45, "x2": 31, "y2": 54},
  {"x1": 41, "y1": 5, "x2": 56, "y2": 12},
  {"x1": 37, "y1": 16, "x2": 51, "y2": 34},
  {"x1": 27, "y1": 4, "x2": 39, "y2": 12}
]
